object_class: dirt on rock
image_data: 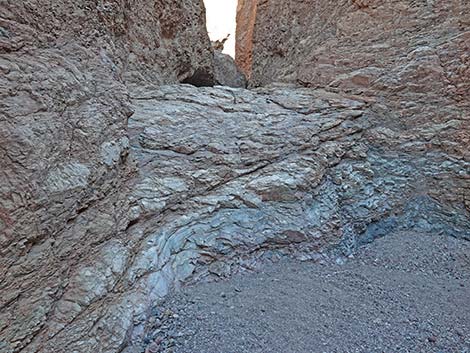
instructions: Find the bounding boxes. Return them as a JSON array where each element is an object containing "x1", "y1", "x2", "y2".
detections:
[{"x1": 143, "y1": 232, "x2": 470, "y2": 353}]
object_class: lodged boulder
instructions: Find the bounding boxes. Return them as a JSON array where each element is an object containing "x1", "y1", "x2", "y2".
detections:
[{"x1": 214, "y1": 51, "x2": 247, "y2": 87}]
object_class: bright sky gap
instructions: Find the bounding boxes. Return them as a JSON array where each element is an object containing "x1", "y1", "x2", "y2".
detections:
[{"x1": 204, "y1": 0, "x2": 237, "y2": 57}]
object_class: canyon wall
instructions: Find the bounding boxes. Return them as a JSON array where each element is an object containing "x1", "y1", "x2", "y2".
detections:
[
  {"x1": 240, "y1": 0, "x2": 469, "y2": 95},
  {"x1": 235, "y1": 0, "x2": 257, "y2": 78},
  {"x1": 237, "y1": 0, "x2": 470, "y2": 238},
  {"x1": 1, "y1": 0, "x2": 469, "y2": 352},
  {"x1": 0, "y1": 1, "x2": 213, "y2": 352}
]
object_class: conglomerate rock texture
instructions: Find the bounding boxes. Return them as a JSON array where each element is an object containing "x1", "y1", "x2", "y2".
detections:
[{"x1": 1, "y1": 1, "x2": 469, "y2": 353}]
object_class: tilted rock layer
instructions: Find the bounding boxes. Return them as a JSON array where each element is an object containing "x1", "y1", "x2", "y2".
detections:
[
  {"x1": 0, "y1": 0, "x2": 213, "y2": 352},
  {"x1": 1, "y1": 0, "x2": 469, "y2": 352},
  {"x1": 237, "y1": 0, "x2": 469, "y2": 236}
]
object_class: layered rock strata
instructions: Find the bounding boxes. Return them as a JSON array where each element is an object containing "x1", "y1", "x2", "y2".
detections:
[
  {"x1": 236, "y1": 0, "x2": 470, "y2": 237},
  {"x1": 126, "y1": 82, "x2": 468, "y2": 347},
  {"x1": 0, "y1": 1, "x2": 214, "y2": 352},
  {"x1": 1, "y1": 0, "x2": 469, "y2": 352}
]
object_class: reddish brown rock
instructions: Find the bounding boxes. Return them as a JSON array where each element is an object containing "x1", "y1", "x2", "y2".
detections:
[
  {"x1": 239, "y1": 0, "x2": 470, "y2": 98},
  {"x1": 236, "y1": 0, "x2": 258, "y2": 79},
  {"x1": 236, "y1": 0, "x2": 470, "y2": 230}
]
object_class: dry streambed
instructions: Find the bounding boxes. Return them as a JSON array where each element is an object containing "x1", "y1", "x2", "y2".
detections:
[{"x1": 141, "y1": 232, "x2": 470, "y2": 353}]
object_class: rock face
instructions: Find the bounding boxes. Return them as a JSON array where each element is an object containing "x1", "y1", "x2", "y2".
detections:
[
  {"x1": 131, "y1": 83, "x2": 469, "y2": 352},
  {"x1": 214, "y1": 51, "x2": 247, "y2": 87},
  {"x1": 1, "y1": 1, "x2": 469, "y2": 353},
  {"x1": 0, "y1": 1, "x2": 214, "y2": 352},
  {"x1": 236, "y1": 0, "x2": 470, "y2": 236},
  {"x1": 239, "y1": 0, "x2": 469, "y2": 94},
  {"x1": 235, "y1": 0, "x2": 257, "y2": 78},
  {"x1": 128, "y1": 84, "x2": 469, "y2": 299}
]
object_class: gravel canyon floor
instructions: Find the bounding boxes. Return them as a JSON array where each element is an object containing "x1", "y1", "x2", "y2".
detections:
[{"x1": 144, "y1": 232, "x2": 470, "y2": 353}]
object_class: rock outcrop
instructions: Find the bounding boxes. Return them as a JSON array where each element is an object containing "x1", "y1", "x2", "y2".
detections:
[
  {"x1": 238, "y1": 0, "x2": 469, "y2": 95},
  {"x1": 236, "y1": 0, "x2": 470, "y2": 237},
  {"x1": 128, "y1": 83, "x2": 469, "y2": 298},
  {"x1": 126, "y1": 82, "x2": 470, "y2": 351},
  {"x1": 214, "y1": 51, "x2": 247, "y2": 87},
  {"x1": 0, "y1": 1, "x2": 214, "y2": 352},
  {"x1": 1, "y1": 1, "x2": 469, "y2": 352},
  {"x1": 235, "y1": 0, "x2": 257, "y2": 79}
]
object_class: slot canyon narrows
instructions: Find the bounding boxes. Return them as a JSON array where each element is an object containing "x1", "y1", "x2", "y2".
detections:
[
  {"x1": 204, "y1": 0, "x2": 237, "y2": 57},
  {"x1": 0, "y1": 1, "x2": 469, "y2": 353}
]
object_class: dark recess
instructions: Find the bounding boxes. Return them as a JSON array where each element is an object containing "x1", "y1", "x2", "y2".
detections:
[{"x1": 181, "y1": 68, "x2": 215, "y2": 87}]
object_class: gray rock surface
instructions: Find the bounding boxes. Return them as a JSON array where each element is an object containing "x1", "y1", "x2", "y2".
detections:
[
  {"x1": 0, "y1": 1, "x2": 214, "y2": 352},
  {"x1": 1, "y1": 78, "x2": 469, "y2": 351},
  {"x1": 124, "y1": 83, "x2": 468, "y2": 350},
  {"x1": 1, "y1": 1, "x2": 469, "y2": 352},
  {"x1": 214, "y1": 51, "x2": 247, "y2": 87}
]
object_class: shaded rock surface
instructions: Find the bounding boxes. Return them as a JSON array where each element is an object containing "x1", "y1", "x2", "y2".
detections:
[
  {"x1": 214, "y1": 51, "x2": 247, "y2": 87},
  {"x1": 1, "y1": 77, "x2": 469, "y2": 351},
  {"x1": 0, "y1": 1, "x2": 469, "y2": 353},
  {"x1": 125, "y1": 83, "x2": 468, "y2": 350},
  {"x1": 143, "y1": 231, "x2": 470, "y2": 353},
  {"x1": 237, "y1": 1, "x2": 470, "y2": 172},
  {"x1": 0, "y1": 1, "x2": 214, "y2": 352},
  {"x1": 240, "y1": 0, "x2": 469, "y2": 97}
]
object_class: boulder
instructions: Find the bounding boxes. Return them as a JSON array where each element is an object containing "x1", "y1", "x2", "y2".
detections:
[{"x1": 214, "y1": 51, "x2": 247, "y2": 87}]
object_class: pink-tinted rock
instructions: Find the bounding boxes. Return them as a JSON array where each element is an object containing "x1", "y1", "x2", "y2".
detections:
[
  {"x1": 0, "y1": 1, "x2": 214, "y2": 352},
  {"x1": 235, "y1": 0, "x2": 258, "y2": 78},
  {"x1": 239, "y1": 0, "x2": 470, "y2": 98}
]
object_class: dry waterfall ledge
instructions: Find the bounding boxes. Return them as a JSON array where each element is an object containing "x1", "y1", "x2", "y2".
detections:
[{"x1": 129, "y1": 84, "x2": 469, "y2": 349}]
